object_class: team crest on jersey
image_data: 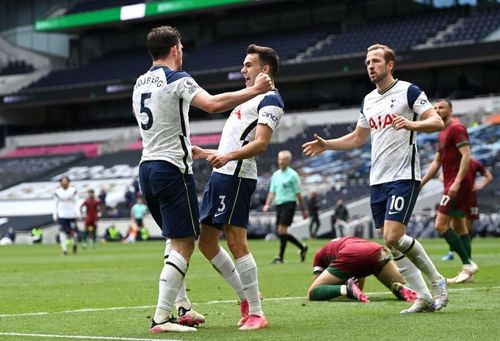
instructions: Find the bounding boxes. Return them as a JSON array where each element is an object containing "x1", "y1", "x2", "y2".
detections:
[
  {"x1": 234, "y1": 107, "x2": 242, "y2": 119},
  {"x1": 369, "y1": 113, "x2": 394, "y2": 131}
]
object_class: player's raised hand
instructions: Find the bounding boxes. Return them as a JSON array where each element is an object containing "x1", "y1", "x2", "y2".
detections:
[
  {"x1": 191, "y1": 145, "x2": 206, "y2": 159},
  {"x1": 253, "y1": 72, "x2": 273, "y2": 93},
  {"x1": 391, "y1": 114, "x2": 415, "y2": 131},
  {"x1": 302, "y1": 134, "x2": 327, "y2": 156},
  {"x1": 207, "y1": 153, "x2": 230, "y2": 169}
]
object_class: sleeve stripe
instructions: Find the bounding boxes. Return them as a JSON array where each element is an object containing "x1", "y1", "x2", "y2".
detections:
[{"x1": 406, "y1": 84, "x2": 422, "y2": 110}]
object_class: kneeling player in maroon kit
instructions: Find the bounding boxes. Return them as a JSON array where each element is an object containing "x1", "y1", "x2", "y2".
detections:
[{"x1": 308, "y1": 237, "x2": 416, "y2": 304}]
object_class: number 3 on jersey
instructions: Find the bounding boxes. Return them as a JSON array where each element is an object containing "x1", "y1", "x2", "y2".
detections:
[
  {"x1": 140, "y1": 92, "x2": 153, "y2": 130},
  {"x1": 217, "y1": 195, "x2": 226, "y2": 213}
]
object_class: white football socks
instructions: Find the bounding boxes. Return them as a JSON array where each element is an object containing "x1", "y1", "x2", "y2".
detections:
[
  {"x1": 235, "y1": 253, "x2": 263, "y2": 317},
  {"x1": 395, "y1": 234, "x2": 442, "y2": 282},
  {"x1": 59, "y1": 232, "x2": 67, "y2": 253},
  {"x1": 164, "y1": 239, "x2": 191, "y2": 310},
  {"x1": 154, "y1": 250, "x2": 187, "y2": 323},
  {"x1": 211, "y1": 247, "x2": 246, "y2": 301},
  {"x1": 393, "y1": 250, "x2": 433, "y2": 302}
]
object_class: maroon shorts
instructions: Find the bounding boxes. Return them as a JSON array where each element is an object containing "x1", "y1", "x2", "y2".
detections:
[
  {"x1": 85, "y1": 220, "x2": 98, "y2": 231},
  {"x1": 438, "y1": 186, "x2": 471, "y2": 217},
  {"x1": 331, "y1": 241, "x2": 385, "y2": 278}
]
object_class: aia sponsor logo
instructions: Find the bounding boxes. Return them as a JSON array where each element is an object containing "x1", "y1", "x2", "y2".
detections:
[{"x1": 369, "y1": 113, "x2": 394, "y2": 131}]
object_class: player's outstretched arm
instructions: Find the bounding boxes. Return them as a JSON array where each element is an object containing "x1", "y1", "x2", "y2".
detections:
[
  {"x1": 191, "y1": 73, "x2": 272, "y2": 114},
  {"x1": 302, "y1": 126, "x2": 370, "y2": 156},
  {"x1": 191, "y1": 145, "x2": 217, "y2": 160}
]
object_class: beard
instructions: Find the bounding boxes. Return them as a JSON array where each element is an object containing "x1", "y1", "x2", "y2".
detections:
[{"x1": 370, "y1": 71, "x2": 387, "y2": 84}]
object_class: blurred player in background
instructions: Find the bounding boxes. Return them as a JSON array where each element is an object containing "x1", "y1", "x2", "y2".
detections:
[
  {"x1": 308, "y1": 191, "x2": 321, "y2": 238},
  {"x1": 80, "y1": 189, "x2": 102, "y2": 249},
  {"x1": 53, "y1": 176, "x2": 80, "y2": 255},
  {"x1": 303, "y1": 44, "x2": 447, "y2": 314},
  {"x1": 308, "y1": 237, "x2": 417, "y2": 304},
  {"x1": 263, "y1": 150, "x2": 309, "y2": 264},
  {"x1": 463, "y1": 159, "x2": 493, "y2": 236},
  {"x1": 440, "y1": 159, "x2": 492, "y2": 270},
  {"x1": 421, "y1": 99, "x2": 478, "y2": 284},
  {"x1": 194, "y1": 44, "x2": 282, "y2": 330},
  {"x1": 133, "y1": 26, "x2": 272, "y2": 333}
]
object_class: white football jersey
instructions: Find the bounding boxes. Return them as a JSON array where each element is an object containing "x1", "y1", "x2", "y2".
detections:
[
  {"x1": 132, "y1": 66, "x2": 204, "y2": 174},
  {"x1": 215, "y1": 90, "x2": 284, "y2": 179},
  {"x1": 358, "y1": 80, "x2": 433, "y2": 185},
  {"x1": 53, "y1": 186, "x2": 79, "y2": 220}
]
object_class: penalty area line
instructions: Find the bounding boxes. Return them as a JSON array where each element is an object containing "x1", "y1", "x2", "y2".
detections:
[
  {"x1": 0, "y1": 332, "x2": 182, "y2": 341},
  {"x1": 1, "y1": 286, "x2": 498, "y2": 318}
]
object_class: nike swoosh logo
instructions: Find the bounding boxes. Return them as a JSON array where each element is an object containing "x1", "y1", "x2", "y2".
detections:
[
  {"x1": 214, "y1": 211, "x2": 225, "y2": 217},
  {"x1": 388, "y1": 211, "x2": 400, "y2": 215}
]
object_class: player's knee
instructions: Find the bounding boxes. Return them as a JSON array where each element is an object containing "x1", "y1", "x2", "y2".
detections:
[
  {"x1": 197, "y1": 236, "x2": 213, "y2": 257},
  {"x1": 384, "y1": 235, "x2": 399, "y2": 247},
  {"x1": 434, "y1": 222, "x2": 449, "y2": 234}
]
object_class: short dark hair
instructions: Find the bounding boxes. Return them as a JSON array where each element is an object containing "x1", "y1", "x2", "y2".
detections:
[
  {"x1": 367, "y1": 44, "x2": 396, "y2": 64},
  {"x1": 437, "y1": 98, "x2": 453, "y2": 109},
  {"x1": 60, "y1": 175, "x2": 70, "y2": 183},
  {"x1": 246, "y1": 44, "x2": 279, "y2": 78},
  {"x1": 146, "y1": 26, "x2": 181, "y2": 60}
]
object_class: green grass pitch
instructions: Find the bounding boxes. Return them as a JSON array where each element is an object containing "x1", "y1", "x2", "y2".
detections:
[{"x1": 1, "y1": 238, "x2": 499, "y2": 340}]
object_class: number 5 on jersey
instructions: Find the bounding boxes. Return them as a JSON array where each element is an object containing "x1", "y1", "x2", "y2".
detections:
[{"x1": 140, "y1": 92, "x2": 153, "y2": 130}]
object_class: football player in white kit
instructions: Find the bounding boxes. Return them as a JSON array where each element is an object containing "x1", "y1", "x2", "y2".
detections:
[
  {"x1": 192, "y1": 44, "x2": 283, "y2": 330},
  {"x1": 132, "y1": 27, "x2": 272, "y2": 333},
  {"x1": 303, "y1": 44, "x2": 449, "y2": 314},
  {"x1": 53, "y1": 176, "x2": 80, "y2": 255}
]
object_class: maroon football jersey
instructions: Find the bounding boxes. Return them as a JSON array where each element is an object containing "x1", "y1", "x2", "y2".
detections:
[
  {"x1": 82, "y1": 198, "x2": 102, "y2": 221},
  {"x1": 313, "y1": 237, "x2": 384, "y2": 278},
  {"x1": 438, "y1": 119, "x2": 472, "y2": 192}
]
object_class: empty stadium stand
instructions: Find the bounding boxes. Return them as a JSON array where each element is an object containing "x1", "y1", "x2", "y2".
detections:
[
  {"x1": 0, "y1": 154, "x2": 85, "y2": 190},
  {"x1": 5, "y1": 143, "x2": 100, "y2": 158}
]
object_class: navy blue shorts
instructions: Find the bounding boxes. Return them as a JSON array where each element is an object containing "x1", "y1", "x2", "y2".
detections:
[
  {"x1": 200, "y1": 172, "x2": 257, "y2": 230},
  {"x1": 370, "y1": 180, "x2": 420, "y2": 228},
  {"x1": 58, "y1": 218, "x2": 77, "y2": 234},
  {"x1": 139, "y1": 161, "x2": 200, "y2": 239}
]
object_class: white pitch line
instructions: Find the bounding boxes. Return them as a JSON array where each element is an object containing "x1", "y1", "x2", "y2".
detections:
[
  {"x1": 0, "y1": 332, "x2": 182, "y2": 341},
  {"x1": 1, "y1": 286, "x2": 498, "y2": 318}
]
